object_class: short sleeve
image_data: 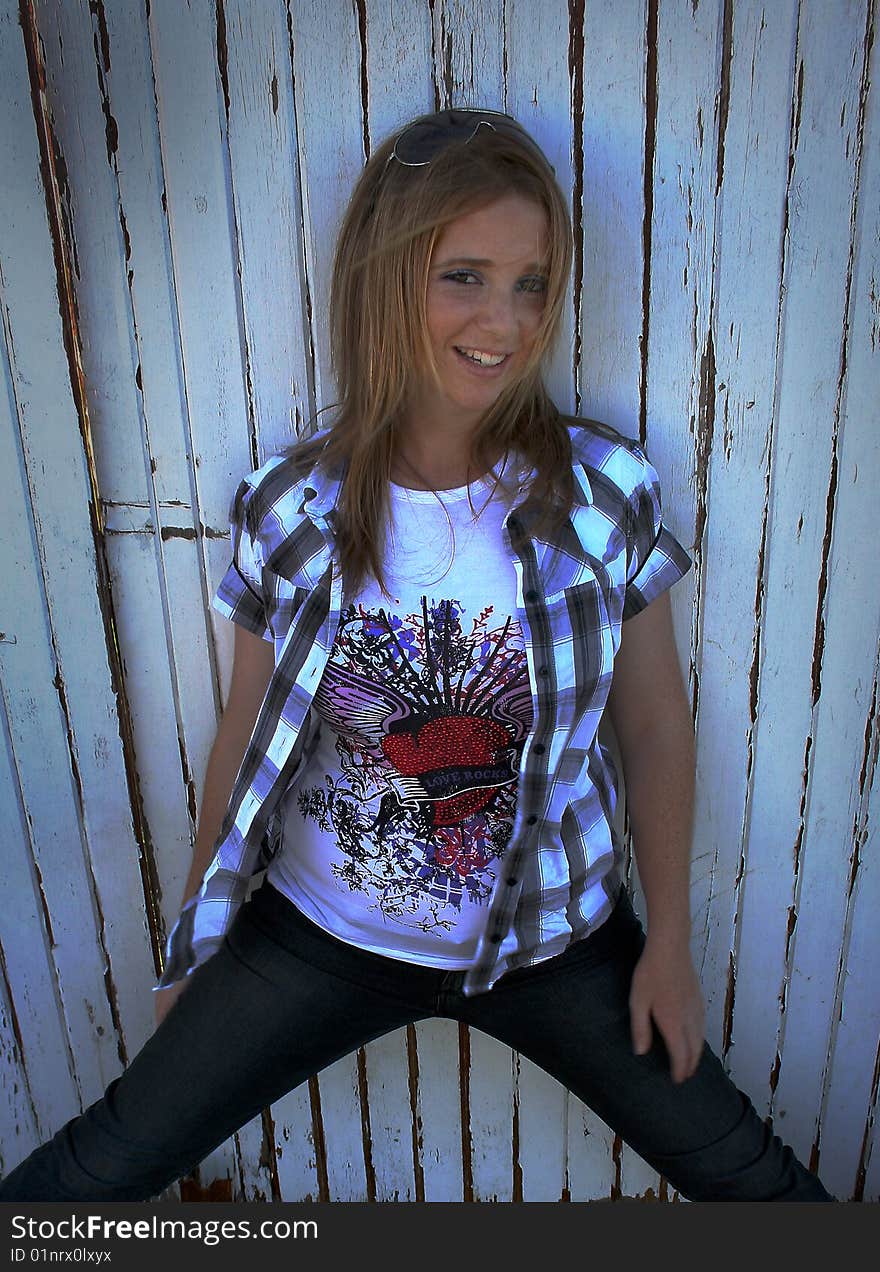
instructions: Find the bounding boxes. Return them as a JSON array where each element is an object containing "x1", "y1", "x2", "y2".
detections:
[
  {"x1": 623, "y1": 446, "x2": 692, "y2": 621},
  {"x1": 211, "y1": 476, "x2": 274, "y2": 642}
]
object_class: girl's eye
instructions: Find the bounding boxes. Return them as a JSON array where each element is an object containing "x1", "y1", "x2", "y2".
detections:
[
  {"x1": 518, "y1": 275, "x2": 548, "y2": 294},
  {"x1": 442, "y1": 270, "x2": 480, "y2": 285}
]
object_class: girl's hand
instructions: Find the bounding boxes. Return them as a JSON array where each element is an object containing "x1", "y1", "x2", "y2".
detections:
[{"x1": 629, "y1": 936, "x2": 706, "y2": 1084}]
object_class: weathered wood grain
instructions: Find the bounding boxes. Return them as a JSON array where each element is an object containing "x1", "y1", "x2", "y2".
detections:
[
  {"x1": 818, "y1": 77, "x2": 880, "y2": 1173},
  {"x1": 732, "y1": 2, "x2": 872, "y2": 1150},
  {"x1": 363, "y1": 0, "x2": 435, "y2": 145},
  {"x1": 578, "y1": 0, "x2": 648, "y2": 431},
  {"x1": 362, "y1": 1026, "x2": 418, "y2": 1200},
  {"x1": 222, "y1": 0, "x2": 316, "y2": 451},
  {"x1": 272, "y1": 1081, "x2": 321, "y2": 1202},
  {"x1": 95, "y1": 0, "x2": 225, "y2": 951},
  {"x1": 465, "y1": 1028, "x2": 515, "y2": 1200},
  {"x1": 695, "y1": 0, "x2": 798, "y2": 1060},
  {"x1": 317, "y1": 1051, "x2": 369, "y2": 1200},
  {"x1": 288, "y1": 0, "x2": 365, "y2": 412},
  {"x1": 515, "y1": 1054, "x2": 567, "y2": 1201},
  {"x1": 505, "y1": 0, "x2": 577, "y2": 416},
  {"x1": 411, "y1": 1018, "x2": 465, "y2": 1201},
  {"x1": 0, "y1": 156, "x2": 83, "y2": 1150},
  {"x1": 2, "y1": 0, "x2": 878, "y2": 1203},
  {"x1": 1, "y1": 0, "x2": 152, "y2": 1134},
  {"x1": 566, "y1": 1097, "x2": 616, "y2": 1201},
  {"x1": 434, "y1": 0, "x2": 506, "y2": 109},
  {"x1": 770, "y1": 0, "x2": 879, "y2": 1177}
]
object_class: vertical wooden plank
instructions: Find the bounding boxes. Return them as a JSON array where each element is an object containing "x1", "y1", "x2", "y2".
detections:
[
  {"x1": 644, "y1": 0, "x2": 722, "y2": 444},
  {"x1": 99, "y1": 514, "x2": 204, "y2": 982},
  {"x1": 273, "y1": 1083, "x2": 322, "y2": 1201},
  {"x1": 227, "y1": 1112, "x2": 277, "y2": 1202},
  {"x1": 514, "y1": 1055, "x2": 567, "y2": 1201},
  {"x1": 820, "y1": 646, "x2": 880, "y2": 1201},
  {"x1": 362, "y1": 1027, "x2": 417, "y2": 1200},
  {"x1": 643, "y1": 0, "x2": 721, "y2": 656},
  {"x1": 435, "y1": 0, "x2": 505, "y2": 108},
  {"x1": 566, "y1": 1099, "x2": 615, "y2": 1201},
  {"x1": 618, "y1": 1134, "x2": 663, "y2": 1201},
  {"x1": 221, "y1": 0, "x2": 315, "y2": 451},
  {"x1": 94, "y1": 0, "x2": 224, "y2": 938},
  {"x1": 363, "y1": 0, "x2": 435, "y2": 145},
  {"x1": 0, "y1": 690, "x2": 70, "y2": 1161},
  {"x1": 34, "y1": 0, "x2": 212, "y2": 1004},
  {"x1": 289, "y1": 0, "x2": 365, "y2": 409},
  {"x1": 0, "y1": 85, "x2": 82, "y2": 1143},
  {"x1": 466, "y1": 1030, "x2": 514, "y2": 1200},
  {"x1": 732, "y1": 1, "x2": 873, "y2": 1146},
  {"x1": 863, "y1": 1078, "x2": 880, "y2": 1204},
  {"x1": 319, "y1": 1052, "x2": 370, "y2": 1201},
  {"x1": 695, "y1": 0, "x2": 798, "y2": 1056},
  {"x1": 33, "y1": 0, "x2": 254, "y2": 1195},
  {"x1": 145, "y1": 0, "x2": 255, "y2": 556},
  {"x1": 0, "y1": 968, "x2": 38, "y2": 1178},
  {"x1": 578, "y1": 0, "x2": 648, "y2": 431},
  {"x1": 31, "y1": 0, "x2": 148, "y2": 503},
  {"x1": 505, "y1": 0, "x2": 577, "y2": 416},
  {"x1": 769, "y1": 0, "x2": 879, "y2": 1177},
  {"x1": 411, "y1": 1019, "x2": 464, "y2": 1201},
  {"x1": 0, "y1": 0, "x2": 153, "y2": 1132}
]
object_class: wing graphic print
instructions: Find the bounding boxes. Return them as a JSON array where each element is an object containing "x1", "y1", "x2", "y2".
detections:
[{"x1": 313, "y1": 659, "x2": 414, "y2": 753}]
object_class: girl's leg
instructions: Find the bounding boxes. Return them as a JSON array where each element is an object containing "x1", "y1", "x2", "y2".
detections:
[
  {"x1": 458, "y1": 892, "x2": 834, "y2": 1202},
  {"x1": 0, "y1": 885, "x2": 430, "y2": 1201}
]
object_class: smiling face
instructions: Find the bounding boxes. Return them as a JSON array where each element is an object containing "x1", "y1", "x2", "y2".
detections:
[{"x1": 405, "y1": 193, "x2": 550, "y2": 440}]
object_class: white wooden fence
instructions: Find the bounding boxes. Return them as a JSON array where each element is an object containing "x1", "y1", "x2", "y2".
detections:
[{"x1": 0, "y1": 0, "x2": 877, "y2": 1202}]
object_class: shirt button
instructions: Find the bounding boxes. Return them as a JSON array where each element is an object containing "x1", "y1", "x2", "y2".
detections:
[
  {"x1": 488, "y1": 932, "x2": 502, "y2": 944},
  {"x1": 525, "y1": 590, "x2": 538, "y2": 602},
  {"x1": 526, "y1": 815, "x2": 538, "y2": 825},
  {"x1": 533, "y1": 743, "x2": 546, "y2": 755},
  {"x1": 538, "y1": 666, "x2": 549, "y2": 677},
  {"x1": 505, "y1": 876, "x2": 518, "y2": 887}
]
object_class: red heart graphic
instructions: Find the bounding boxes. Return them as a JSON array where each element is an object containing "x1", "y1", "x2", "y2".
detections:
[{"x1": 382, "y1": 715, "x2": 510, "y2": 826}]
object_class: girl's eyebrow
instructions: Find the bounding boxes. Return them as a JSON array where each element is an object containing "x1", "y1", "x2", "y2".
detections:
[{"x1": 434, "y1": 256, "x2": 547, "y2": 269}]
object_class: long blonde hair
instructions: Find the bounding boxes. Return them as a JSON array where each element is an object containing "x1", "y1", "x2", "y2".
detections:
[{"x1": 288, "y1": 111, "x2": 576, "y2": 596}]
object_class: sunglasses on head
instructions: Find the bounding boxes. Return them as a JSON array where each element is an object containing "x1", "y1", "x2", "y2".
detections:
[{"x1": 385, "y1": 108, "x2": 555, "y2": 173}]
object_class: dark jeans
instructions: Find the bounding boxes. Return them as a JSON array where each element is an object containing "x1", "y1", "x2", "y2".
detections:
[{"x1": 0, "y1": 882, "x2": 833, "y2": 1202}]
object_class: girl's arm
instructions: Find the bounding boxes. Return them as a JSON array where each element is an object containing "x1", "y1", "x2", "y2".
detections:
[
  {"x1": 154, "y1": 624, "x2": 275, "y2": 1025},
  {"x1": 605, "y1": 592, "x2": 705, "y2": 1083}
]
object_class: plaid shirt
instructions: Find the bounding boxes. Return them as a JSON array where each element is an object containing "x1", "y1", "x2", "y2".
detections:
[{"x1": 155, "y1": 419, "x2": 691, "y2": 997}]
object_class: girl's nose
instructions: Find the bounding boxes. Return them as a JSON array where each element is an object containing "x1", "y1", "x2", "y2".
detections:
[{"x1": 476, "y1": 283, "x2": 520, "y2": 332}]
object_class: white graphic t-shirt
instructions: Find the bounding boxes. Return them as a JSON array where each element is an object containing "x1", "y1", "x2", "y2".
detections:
[{"x1": 267, "y1": 465, "x2": 534, "y2": 967}]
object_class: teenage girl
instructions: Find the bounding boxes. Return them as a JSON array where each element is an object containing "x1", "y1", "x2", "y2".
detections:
[{"x1": 0, "y1": 109, "x2": 833, "y2": 1202}]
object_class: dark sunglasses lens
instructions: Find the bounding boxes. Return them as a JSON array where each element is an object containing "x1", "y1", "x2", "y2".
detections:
[
  {"x1": 390, "y1": 111, "x2": 555, "y2": 172},
  {"x1": 393, "y1": 113, "x2": 510, "y2": 165}
]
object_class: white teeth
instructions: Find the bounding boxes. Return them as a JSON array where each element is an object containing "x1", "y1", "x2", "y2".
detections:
[{"x1": 457, "y1": 347, "x2": 507, "y2": 366}]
